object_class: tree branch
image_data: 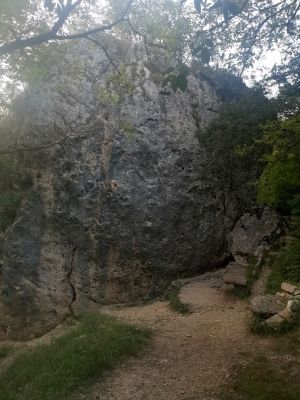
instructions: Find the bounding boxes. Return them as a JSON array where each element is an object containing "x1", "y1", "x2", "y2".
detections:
[{"x1": 0, "y1": 0, "x2": 133, "y2": 57}]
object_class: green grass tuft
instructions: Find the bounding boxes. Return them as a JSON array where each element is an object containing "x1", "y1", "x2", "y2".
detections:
[
  {"x1": 223, "y1": 354, "x2": 300, "y2": 400},
  {"x1": 0, "y1": 346, "x2": 12, "y2": 359},
  {"x1": 0, "y1": 313, "x2": 151, "y2": 400},
  {"x1": 227, "y1": 286, "x2": 251, "y2": 299},
  {"x1": 168, "y1": 284, "x2": 191, "y2": 314}
]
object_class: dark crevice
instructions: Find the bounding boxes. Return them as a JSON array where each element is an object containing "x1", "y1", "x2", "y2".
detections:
[{"x1": 67, "y1": 245, "x2": 77, "y2": 316}]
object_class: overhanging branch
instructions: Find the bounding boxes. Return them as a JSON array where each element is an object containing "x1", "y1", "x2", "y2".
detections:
[{"x1": 0, "y1": 0, "x2": 134, "y2": 57}]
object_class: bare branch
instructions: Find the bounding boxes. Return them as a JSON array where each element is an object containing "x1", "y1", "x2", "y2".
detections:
[{"x1": 0, "y1": 0, "x2": 133, "y2": 57}]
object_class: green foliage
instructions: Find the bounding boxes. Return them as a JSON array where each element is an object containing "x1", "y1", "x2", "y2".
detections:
[
  {"x1": 201, "y1": 87, "x2": 276, "y2": 192},
  {"x1": 162, "y1": 64, "x2": 189, "y2": 92},
  {"x1": 0, "y1": 345, "x2": 12, "y2": 360},
  {"x1": 227, "y1": 286, "x2": 251, "y2": 299},
  {"x1": 224, "y1": 354, "x2": 300, "y2": 400},
  {"x1": 98, "y1": 65, "x2": 135, "y2": 105},
  {"x1": 256, "y1": 115, "x2": 300, "y2": 215},
  {"x1": 266, "y1": 227, "x2": 300, "y2": 294},
  {"x1": 0, "y1": 313, "x2": 151, "y2": 400},
  {"x1": 168, "y1": 283, "x2": 191, "y2": 314},
  {"x1": 0, "y1": 155, "x2": 22, "y2": 232},
  {"x1": 249, "y1": 314, "x2": 299, "y2": 336}
]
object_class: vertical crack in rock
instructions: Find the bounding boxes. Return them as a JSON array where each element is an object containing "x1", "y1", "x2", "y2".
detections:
[{"x1": 67, "y1": 245, "x2": 77, "y2": 316}]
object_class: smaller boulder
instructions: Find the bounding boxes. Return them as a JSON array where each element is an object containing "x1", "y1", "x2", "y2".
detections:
[
  {"x1": 250, "y1": 295, "x2": 287, "y2": 317},
  {"x1": 279, "y1": 307, "x2": 294, "y2": 323},
  {"x1": 229, "y1": 206, "x2": 284, "y2": 264},
  {"x1": 276, "y1": 291, "x2": 293, "y2": 300},
  {"x1": 265, "y1": 314, "x2": 285, "y2": 328},
  {"x1": 223, "y1": 263, "x2": 247, "y2": 286},
  {"x1": 281, "y1": 282, "x2": 297, "y2": 294}
]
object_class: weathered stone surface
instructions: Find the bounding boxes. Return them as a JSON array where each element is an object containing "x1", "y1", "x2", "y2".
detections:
[
  {"x1": 250, "y1": 295, "x2": 287, "y2": 317},
  {"x1": 279, "y1": 308, "x2": 294, "y2": 322},
  {"x1": 281, "y1": 282, "x2": 297, "y2": 294},
  {"x1": 287, "y1": 299, "x2": 300, "y2": 312},
  {"x1": 223, "y1": 263, "x2": 248, "y2": 286},
  {"x1": 276, "y1": 291, "x2": 293, "y2": 300},
  {"x1": 229, "y1": 206, "x2": 284, "y2": 265},
  {"x1": 265, "y1": 314, "x2": 285, "y2": 328},
  {"x1": 0, "y1": 41, "x2": 252, "y2": 339}
]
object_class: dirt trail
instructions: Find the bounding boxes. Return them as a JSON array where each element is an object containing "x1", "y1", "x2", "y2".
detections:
[{"x1": 88, "y1": 275, "x2": 271, "y2": 400}]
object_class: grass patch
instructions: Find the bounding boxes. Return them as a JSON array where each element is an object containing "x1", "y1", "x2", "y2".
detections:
[
  {"x1": 224, "y1": 354, "x2": 300, "y2": 400},
  {"x1": 168, "y1": 283, "x2": 191, "y2": 314},
  {"x1": 0, "y1": 313, "x2": 151, "y2": 400},
  {"x1": 227, "y1": 285, "x2": 251, "y2": 299},
  {"x1": 249, "y1": 314, "x2": 297, "y2": 336},
  {"x1": 0, "y1": 346, "x2": 12, "y2": 360},
  {"x1": 266, "y1": 227, "x2": 300, "y2": 294}
]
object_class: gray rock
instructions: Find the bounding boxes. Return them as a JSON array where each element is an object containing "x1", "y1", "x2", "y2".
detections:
[
  {"x1": 0, "y1": 40, "x2": 252, "y2": 339},
  {"x1": 279, "y1": 307, "x2": 294, "y2": 322},
  {"x1": 265, "y1": 314, "x2": 285, "y2": 328},
  {"x1": 287, "y1": 299, "x2": 300, "y2": 312},
  {"x1": 229, "y1": 206, "x2": 284, "y2": 265},
  {"x1": 223, "y1": 263, "x2": 248, "y2": 286},
  {"x1": 281, "y1": 282, "x2": 297, "y2": 294},
  {"x1": 250, "y1": 295, "x2": 287, "y2": 317}
]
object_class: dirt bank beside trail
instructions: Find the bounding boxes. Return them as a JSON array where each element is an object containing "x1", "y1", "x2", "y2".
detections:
[{"x1": 87, "y1": 278, "x2": 271, "y2": 400}]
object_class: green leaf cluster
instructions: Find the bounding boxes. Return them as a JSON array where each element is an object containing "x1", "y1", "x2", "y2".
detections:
[
  {"x1": 162, "y1": 63, "x2": 189, "y2": 92},
  {"x1": 201, "y1": 86, "x2": 276, "y2": 192},
  {"x1": 256, "y1": 115, "x2": 300, "y2": 215},
  {"x1": 98, "y1": 65, "x2": 135, "y2": 105}
]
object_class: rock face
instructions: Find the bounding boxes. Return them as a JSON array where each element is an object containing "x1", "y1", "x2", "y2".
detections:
[
  {"x1": 250, "y1": 295, "x2": 287, "y2": 317},
  {"x1": 229, "y1": 206, "x2": 284, "y2": 265},
  {"x1": 0, "y1": 41, "x2": 250, "y2": 339},
  {"x1": 223, "y1": 263, "x2": 248, "y2": 286}
]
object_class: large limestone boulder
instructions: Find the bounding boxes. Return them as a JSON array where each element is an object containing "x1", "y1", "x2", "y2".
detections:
[{"x1": 0, "y1": 40, "x2": 249, "y2": 339}]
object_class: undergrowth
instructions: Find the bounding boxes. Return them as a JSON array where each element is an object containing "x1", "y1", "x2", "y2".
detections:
[
  {"x1": 224, "y1": 353, "x2": 300, "y2": 400},
  {"x1": 266, "y1": 224, "x2": 300, "y2": 294},
  {"x1": 0, "y1": 346, "x2": 12, "y2": 360},
  {"x1": 249, "y1": 313, "x2": 300, "y2": 336},
  {"x1": 168, "y1": 283, "x2": 191, "y2": 314},
  {"x1": 0, "y1": 313, "x2": 151, "y2": 400}
]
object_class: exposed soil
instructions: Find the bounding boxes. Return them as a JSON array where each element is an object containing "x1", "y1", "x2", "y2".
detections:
[{"x1": 84, "y1": 274, "x2": 272, "y2": 400}]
